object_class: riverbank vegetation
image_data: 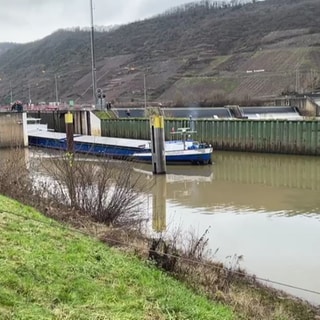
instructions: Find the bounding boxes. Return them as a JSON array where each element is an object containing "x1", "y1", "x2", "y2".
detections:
[
  {"x1": 0, "y1": 148, "x2": 319, "y2": 319},
  {"x1": 0, "y1": 195, "x2": 234, "y2": 319}
]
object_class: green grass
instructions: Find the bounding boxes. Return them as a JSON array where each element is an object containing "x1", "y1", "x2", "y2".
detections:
[{"x1": 0, "y1": 195, "x2": 234, "y2": 320}]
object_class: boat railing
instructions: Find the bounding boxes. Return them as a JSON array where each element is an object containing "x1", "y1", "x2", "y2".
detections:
[
  {"x1": 27, "y1": 117, "x2": 42, "y2": 124},
  {"x1": 170, "y1": 127, "x2": 199, "y2": 150},
  {"x1": 170, "y1": 128, "x2": 211, "y2": 150},
  {"x1": 170, "y1": 128, "x2": 197, "y2": 138},
  {"x1": 27, "y1": 117, "x2": 48, "y2": 133}
]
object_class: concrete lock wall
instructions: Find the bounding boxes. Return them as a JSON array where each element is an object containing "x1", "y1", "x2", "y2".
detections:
[
  {"x1": 73, "y1": 111, "x2": 101, "y2": 136},
  {"x1": 275, "y1": 97, "x2": 318, "y2": 117},
  {"x1": 28, "y1": 111, "x2": 101, "y2": 136},
  {"x1": 101, "y1": 118, "x2": 320, "y2": 156},
  {"x1": 288, "y1": 97, "x2": 317, "y2": 117},
  {"x1": 28, "y1": 111, "x2": 66, "y2": 132},
  {"x1": 89, "y1": 112, "x2": 102, "y2": 136},
  {"x1": 0, "y1": 112, "x2": 26, "y2": 148}
]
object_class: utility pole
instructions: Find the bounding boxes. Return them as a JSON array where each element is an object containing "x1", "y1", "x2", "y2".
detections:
[
  {"x1": 90, "y1": 0, "x2": 97, "y2": 107},
  {"x1": 144, "y1": 73, "x2": 147, "y2": 109},
  {"x1": 28, "y1": 82, "x2": 31, "y2": 105},
  {"x1": 10, "y1": 81, "x2": 13, "y2": 104},
  {"x1": 55, "y1": 74, "x2": 59, "y2": 105},
  {"x1": 295, "y1": 69, "x2": 300, "y2": 94},
  {"x1": 311, "y1": 69, "x2": 316, "y2": 93}
]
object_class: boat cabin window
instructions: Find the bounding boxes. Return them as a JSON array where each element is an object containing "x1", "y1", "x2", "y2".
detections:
[{"x1": 188, "y1": 141, "x2": 200, "y2": 150}]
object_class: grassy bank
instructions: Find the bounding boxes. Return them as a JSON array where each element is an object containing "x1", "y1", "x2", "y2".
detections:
[{"x1": 0, "y1": 195, "x2": 234, "y2": 320}]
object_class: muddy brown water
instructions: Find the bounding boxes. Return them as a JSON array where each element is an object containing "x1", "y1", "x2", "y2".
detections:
[
  {"x1": 140, "y1": 151, "x2": 320, "y2": 305},
  {"x1": 1, "y1": 148, "x2": 319, "y2": 305}
]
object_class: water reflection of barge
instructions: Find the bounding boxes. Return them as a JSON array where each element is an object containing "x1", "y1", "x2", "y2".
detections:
[{"x1": 134, "y1": 166, "x2": 214, "y2": 183}]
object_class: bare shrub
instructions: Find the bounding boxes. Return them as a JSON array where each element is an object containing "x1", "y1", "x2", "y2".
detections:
[
  {"x1": 148, "y1": 237, "x2": 179, "y2": 272},
  {"x1": 0, "y1": 148, "x2": 33, "y2": 203},
  {"x1": 148, "y1": 226, "x2": 245, "y2": 297},
  {"x1": 183, "y1": 226, "x2": 211, "y2": 260},
  {"x1": 148, "y1": 227, "x2": 213, "y2": 273},
  {"x1": 39, "y1": 153, "x2": 149, "y2": 228}
]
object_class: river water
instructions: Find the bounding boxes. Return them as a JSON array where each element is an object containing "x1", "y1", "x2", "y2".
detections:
[
  {"x1": 1, "y1": 148, "x2": 320, "y2": 305},
  {"x1": 138, "y1": 151, "x2": 320, "y2": 306}
]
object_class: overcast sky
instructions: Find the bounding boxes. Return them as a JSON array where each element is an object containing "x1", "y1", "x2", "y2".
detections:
[{"x1": 0, "y1": 0, "x2": 209, "y2": 43}]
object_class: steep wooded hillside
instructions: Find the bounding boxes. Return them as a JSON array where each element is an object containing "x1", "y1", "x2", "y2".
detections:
[
  {"x1": 1, "y1": 0, "x2": 320, "y2": 106},
  {"x1": 0, "y1": 43, "x2": 18, "y2": 58}
]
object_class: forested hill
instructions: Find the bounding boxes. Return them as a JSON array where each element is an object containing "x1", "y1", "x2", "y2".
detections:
[
  {"x1": 0, "y1": 43, "x2": 18, "y2": 57},
  {"x1": 1, "y1": 0, "x2": 320, "y2": 106}
]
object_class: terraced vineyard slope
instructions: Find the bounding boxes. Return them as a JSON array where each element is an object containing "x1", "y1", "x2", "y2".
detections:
[{"x1": 1, "y1": 0, "x2": 320, "y2": 105}]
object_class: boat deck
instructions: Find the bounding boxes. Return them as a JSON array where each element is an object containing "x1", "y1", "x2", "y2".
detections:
[{"x1": 28, "y1": 131, "x2": 150, "y2": 150}]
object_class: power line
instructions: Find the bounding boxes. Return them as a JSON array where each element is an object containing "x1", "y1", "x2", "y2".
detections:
[{"x1": 1, "y1": 209, "x2": 320, "y2": 297}]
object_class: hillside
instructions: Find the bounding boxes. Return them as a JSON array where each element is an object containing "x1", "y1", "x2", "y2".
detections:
[
  {"x1": 1, "y1": 0, "x2": 320, "y2": 106},
  {"x1": 0, "y1": 43, "x2": 18, "y2": 57}
]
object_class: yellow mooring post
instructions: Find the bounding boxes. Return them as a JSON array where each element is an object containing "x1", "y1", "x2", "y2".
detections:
[
  {"x1": 64, "y1": 112, "x2": 74, "y2": 155},
  {"x1": 150, "y1": 115, "x2": 166, "y2": 174}
]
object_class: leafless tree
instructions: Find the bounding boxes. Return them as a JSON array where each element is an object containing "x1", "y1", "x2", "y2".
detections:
[{"x1": 38, "y1": 153, "x2": 151, "y2": 228}]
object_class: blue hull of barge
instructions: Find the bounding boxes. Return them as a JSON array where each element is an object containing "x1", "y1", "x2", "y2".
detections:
[
  {"x1": 28, "y1": 136, "x2": 144, "y2": 157},
  {"x1": 135, "y1": 153, "x2": 212, "y2": 164},
  {"x1": 28, "y1": 135, "x2": 212, "y2": 165}
]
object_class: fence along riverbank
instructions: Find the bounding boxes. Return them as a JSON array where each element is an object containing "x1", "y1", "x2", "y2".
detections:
[{"x1": 100, "y1": 118, "x2": 320, "y2": 155}]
